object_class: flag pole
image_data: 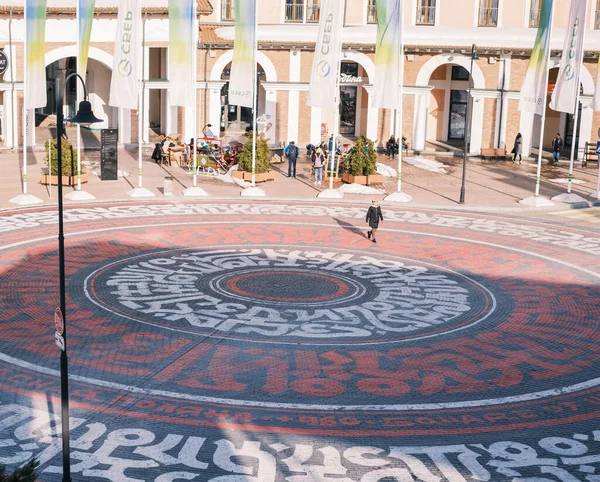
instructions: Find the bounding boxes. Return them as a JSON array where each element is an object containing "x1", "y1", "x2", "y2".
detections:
[
  {"x1": 396, "y1": 6, "x2": 404, "y2": 194},
  {"x1": 328, "y1": 6, "x2": 344, "y2": 192},
  {"x1": 553, "y1": 0, "x2": 588, "y2": 204},
  {"x1": 76, "y1": 0, "x2": 82, "y2": 193},
  {"x1": 10, "y1": 1, "x2": 42, "y2": 206},
  {"x1": 533, "y1": 5, "x2": 555, "y2": 199},
  {"x1": 128, "y1": 5, "x2": 155, "y2": 198},
  {"x1": 192, "y1": 0, "x2": 198, "y2": 189},
  {"x1": 138, "y1": 9, "x2": 144, "y2": 190},
  {"x1": 317, "y1": 0, "x2": 344, "y2": 199},
  {"x1": 184, "y1": 0, "x2": 207, "y2": 196},
  {"x1": 384, "y1": 0, "x2": 411, "y2": 203},
  {"x1": 251, "y1": 1, "x2": 258, "y2": 189}
]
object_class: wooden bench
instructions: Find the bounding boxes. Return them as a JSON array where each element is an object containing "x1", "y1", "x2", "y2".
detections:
[
  {"x1": 481, "y1": 148, "x2": 508, "y2": 160},
  {"x1": 582, "y1": 142, "x2": 599, "y2": 167}
]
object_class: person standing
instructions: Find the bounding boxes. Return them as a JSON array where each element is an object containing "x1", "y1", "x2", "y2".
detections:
[
  {"x1": 285, "y1": 141, "x2": 299, "y2": 178},
  {"x1": 386, "y1": 135, "x2": 398, "y2": 158},
  {"x1": 313, "y1": 147, "x2": 324, "y2": 185},
  {"x1": 366, "y1": 200, "x2": 384, "y2": 243},
  {"x1": 552, "y1": 133, "x2": 563, "y2": 164},
  {"x1": 512, "y1": 133, "x2": 523, "y2": 163}
]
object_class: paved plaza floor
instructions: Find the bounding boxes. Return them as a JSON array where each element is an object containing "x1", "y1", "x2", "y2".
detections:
[{"x1": 0, "y1": 199, "x2": 599, "y2": 481}]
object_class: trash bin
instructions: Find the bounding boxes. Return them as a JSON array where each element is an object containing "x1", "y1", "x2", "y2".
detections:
[{"x1": 163, "y1": 176, "x2": 173, "y2": 196}]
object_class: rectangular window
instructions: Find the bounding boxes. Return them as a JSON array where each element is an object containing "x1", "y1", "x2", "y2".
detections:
[
  {"x1": 449, "y1": 90, "x2": 468, "y2": 140},
  {"x1": 367, "y1": 0, "x2": 377, "y2": 24},
  {"x1": 451, "y1": 66, "x2": 470, "y2": 81},
  {"x1": 416, "y1": 0, "x2": 436, "y2": 25},
  {"x1": 307, "y1": 0, "x2": 320, "y2": 22},
  {"x1": 285, "y1": 0, "x2": 304, "y2": 23},
  {"x1": 529, "y1": 0, "x2": 541, "y2": 28},
  {"x1": 221, "y1": 0, "x2": 234, "y2": 21},
  {"x1": 478, "y1": 0, "x2": 499, "y2": 27}
]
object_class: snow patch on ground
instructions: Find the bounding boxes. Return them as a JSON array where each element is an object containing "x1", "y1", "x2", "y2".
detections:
[
  {"x1": 404, "y1": 156, "x2": 448, "y2": 174},
  {"x1": 338, "y1": 183, "x2": 384, "y2": 194},
  {"x1": 550, "y1": 178, "x2": 586, "y2": 185},
  {"x1": 376, "y1": 163, "x2": 397, "y2": 177},
  {"x1": 91, "y1": 169, "x2": 129, "y2": 177}
]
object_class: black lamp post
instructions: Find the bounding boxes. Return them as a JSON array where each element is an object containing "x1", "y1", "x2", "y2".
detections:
[
  {"x1": 55, "y1": 73, "x2": 102, "y2": 482},
  {"x1": 459, "y1": 44, "x2": 479, "y2": 204}
]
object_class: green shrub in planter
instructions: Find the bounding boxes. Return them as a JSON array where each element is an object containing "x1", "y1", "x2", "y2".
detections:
[
  {"x1": 362, "y1": 137, "x2": 377, "y2": 176},
  {"x1": 344, "y1": 136, "x2": 377, "y2": 176},
  {"x1": 0, "y1": 459, "x2": 39, "y2": 481},
  {"x1": 237, "y1": 132, "x2": 271, "y2": 174},
  {"x1": 44, "y1": 138, "x2": 81, "y2": 177}
]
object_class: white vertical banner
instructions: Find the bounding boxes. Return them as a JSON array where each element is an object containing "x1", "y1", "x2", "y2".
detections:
[
  {"x1": 308, "y1": 0, "x2": 344, "y2": 108},
  {"x1": 109, "y1": 0, "x2": 141, "y2": 110},
  {"x1": 549, "y1": 0, "x2": 586, "y2": 114},
  {"x1": 228, "y1": 0, "x2": 256, "y2": 108},
  {"x1": 372, "y1": 0, "x2": 401, "y2": 109},
  {"x1": 518, "y1": 0, "x2": 554, "y2": 115},
  {"x1": 168, "y1": 0, "x2": 195, "y2": 107},
  {"x1": 25, "y1": 0, "x2": 48, "y2": 110}
]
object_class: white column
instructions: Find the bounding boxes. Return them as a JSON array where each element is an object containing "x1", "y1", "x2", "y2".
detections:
[
  {"x1": 184, "y1": 102, "x2": 195, "y2": 140},
  {"x1": 579, "y1": 97, "x2": 593, "y2": 161},
  {"x1": 287, "y1": 90, "x2": 300, "y2": 144},
  {"x1": 264, "y1": 89, "x2": 277, "y2": 144},
  {"x1": 207, "y1": 81, "x2": 224, "y2": 131},
  {"x1": 310, "y1": 106, "x2": 322, "y2": 144},
  {"x1": 119, "y1": 108, "x2": 132, "y2": 145},
  {"x1": 286, "y1": 48, "x2": 302, "y2": 144},
  {"x1": 26, "y1": 109, "x2": 35, "y2": 148},
  {"x1": 469, "y1": 93, "x2": 484, "y2": 155},
  {"x1": 143, "y1": 47, "x2": 150, "y2": 143},
  {"x1": 363, "y1": 85, "x2": 379, "y2": 143},
  {"x1": 4, "y1": 44, "x2": 18, "y2": 149},
  {"x1": 519, "y1": 111, "x2": 535, "y2": 157},
  {"x1": 495, "y1": 54, "x2": 511, "y2": 149},
  {"x1": 413, "y1": 92, "x2": 428, "y2": 152}
]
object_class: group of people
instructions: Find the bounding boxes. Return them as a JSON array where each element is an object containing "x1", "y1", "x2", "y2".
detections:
[
  {"x1": 385, "y1": 135, "x2": 408, "y2": 159},
  {"x1": 511, "y1": 132, "x2": 563, "y2": 164}
]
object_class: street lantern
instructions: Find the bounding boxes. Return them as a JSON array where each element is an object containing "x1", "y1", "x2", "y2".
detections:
[
  {"x1": 55, "y1": 73, "x2": 102, "y2": 482},
  {"x1": 460, "y1": 44, "x2": 479, "y2": 204}
]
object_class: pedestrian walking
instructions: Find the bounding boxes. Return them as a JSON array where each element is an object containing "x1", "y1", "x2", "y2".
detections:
[
  {"x1": 551, "y1": 133, "x2": 563, "y2": 164},
  {"x1": 512, "y1": 133, "x2": 522, "y2": 163},
  {"x1": 365, "y1": 200, "x2": 383, "y2": 243},
  {"x1": 313, "y1": 147, "x2": 324, "y2": 185},
  {"x1": 284, "y1": 141, "x2": 299, "y2": 178}
]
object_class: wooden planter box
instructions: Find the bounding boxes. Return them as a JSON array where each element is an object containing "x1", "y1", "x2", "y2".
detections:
[
  {"x1": 233, "y1": 170, "x2": 275, "y2": 183},
  {"x1": 342, "y1": 173, "x2": 367, "y2": 185},
  {"x1": 367, "y1": 174, "x2": 384, "y2": 185},
  {"x1": 41, "y1": 173, "x2": 88, "y2": 186}
]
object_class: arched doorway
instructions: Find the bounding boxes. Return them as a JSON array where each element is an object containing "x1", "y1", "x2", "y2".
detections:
[
  {"x1": 526, "y1": 61, "x2": 595, "y2": 159},
  {"x1": 210, "y1": 50, "x2": 278, "y2": 143},
  {"x1": 220, "y1": 62, "x2": 267, "y2": 135},
  {"x1": 426, "y1": 63, "x2": 472, "y2": 144},
  {"x1": 414, "y1": 54, "x2": 486, "y2": 154}
]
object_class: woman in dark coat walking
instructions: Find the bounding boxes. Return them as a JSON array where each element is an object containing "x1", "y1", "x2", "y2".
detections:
[
  {"x1": 366, "y1": 200, "x2": 383, "y2": 243},
  {"x1": 512, "y1": 133, "x2": 523, "y2": 163}
]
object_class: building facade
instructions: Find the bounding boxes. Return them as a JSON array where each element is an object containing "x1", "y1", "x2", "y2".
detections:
[{"x1": 1, "y1": 0, "x2": 600, "y2": 157}]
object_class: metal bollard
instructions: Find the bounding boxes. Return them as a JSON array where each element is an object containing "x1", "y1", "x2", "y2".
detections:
[{"x1": 163, "y1": 176, "x2": 173, "y2": 196}]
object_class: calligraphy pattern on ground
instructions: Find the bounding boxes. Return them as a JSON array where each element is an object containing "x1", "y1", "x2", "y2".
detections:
[{"x1": 1, "y1": 404, "x2": 600, "y2": 481}]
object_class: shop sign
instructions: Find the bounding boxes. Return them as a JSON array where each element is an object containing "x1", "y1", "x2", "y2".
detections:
[
  {"x1": 340, "y1": 73, "x2": 363, "y2": 83},
  {"x1": 0, "y1": 51, "x2": 8, "y2": 76}
]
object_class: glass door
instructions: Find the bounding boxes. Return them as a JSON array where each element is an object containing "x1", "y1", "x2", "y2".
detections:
[{"x1": 448, "y1": 90, "x2": 467, "y2": 140}]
